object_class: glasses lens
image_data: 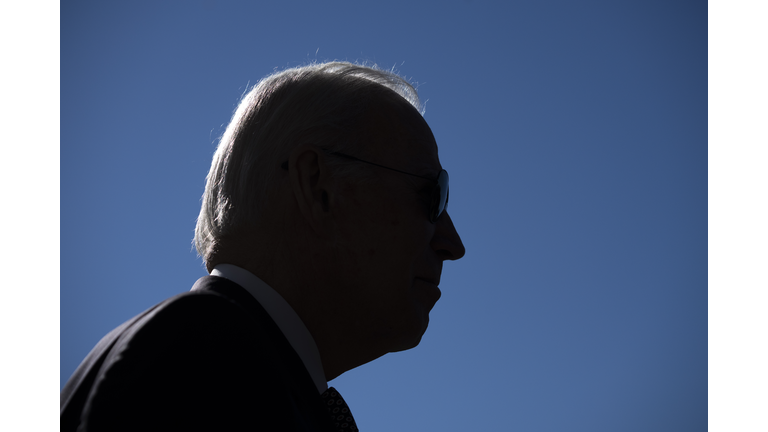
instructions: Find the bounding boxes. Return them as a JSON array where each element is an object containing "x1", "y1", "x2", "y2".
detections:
[{"x1": 431, "y1": 170, "x2": 449, "y2": 223}]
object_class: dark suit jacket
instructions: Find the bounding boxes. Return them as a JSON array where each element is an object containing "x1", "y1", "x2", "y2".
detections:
[{"x1": 61, "y1": 276, "x2": 336, "y2": 432}]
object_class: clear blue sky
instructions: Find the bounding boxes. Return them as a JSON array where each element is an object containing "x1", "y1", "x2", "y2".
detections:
[{"x1": 61, "y1": 1, "x2": 707, "y2": 430}]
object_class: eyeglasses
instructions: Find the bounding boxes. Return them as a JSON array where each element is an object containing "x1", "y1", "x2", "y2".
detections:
[{"x1": 281, "y1": 151, "x2": 449, "y2": 223}]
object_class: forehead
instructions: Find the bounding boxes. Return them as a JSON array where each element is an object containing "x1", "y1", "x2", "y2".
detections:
[{"x1": 361, "y1": 96, "x2": 440, "y2": 174}]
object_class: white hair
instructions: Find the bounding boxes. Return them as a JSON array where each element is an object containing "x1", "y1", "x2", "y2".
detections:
[{"x1": 194, "y1": 62, "x2": 423, "y2": 265}]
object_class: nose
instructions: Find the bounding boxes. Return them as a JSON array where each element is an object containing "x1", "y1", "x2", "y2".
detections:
[{"x1": 431, "y1": 211, "x2": 466, "y2": 261}]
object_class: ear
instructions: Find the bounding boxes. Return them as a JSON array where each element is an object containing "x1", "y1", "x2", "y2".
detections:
[{"x1": 288, "y1": 144, "x2": 336, "y2": 236}]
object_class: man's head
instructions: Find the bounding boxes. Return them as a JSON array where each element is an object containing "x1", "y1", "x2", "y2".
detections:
[{"x1": 194, "y1": 62, "x2": 465, "y2": 378}]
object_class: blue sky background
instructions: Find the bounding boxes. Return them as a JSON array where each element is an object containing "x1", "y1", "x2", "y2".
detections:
[{"x1": 60, "y1": 1, "x2": 707, "y2": 430}]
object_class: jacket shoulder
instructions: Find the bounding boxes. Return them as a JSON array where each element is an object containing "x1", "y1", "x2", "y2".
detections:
[{"x1": 72, "y1": 285, "x2": 329, "y2": 431}]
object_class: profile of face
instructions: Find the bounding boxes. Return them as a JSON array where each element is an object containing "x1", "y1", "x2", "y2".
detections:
[{"x1": 327, "y1": 97, "x2": 466, "y2": 354}]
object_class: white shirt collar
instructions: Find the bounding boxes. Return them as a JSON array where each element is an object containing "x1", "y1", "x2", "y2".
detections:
[{"x1": 202, "y1": 263, "x2": 328, "y2": 394}]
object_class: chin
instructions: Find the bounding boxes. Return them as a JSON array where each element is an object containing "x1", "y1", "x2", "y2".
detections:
[
  {"x1": 390, "y1": 318, "x2": 429, "y2": 352},
  {"x1": 390, "y1": 336, "x2": 423, "y2": 353}
]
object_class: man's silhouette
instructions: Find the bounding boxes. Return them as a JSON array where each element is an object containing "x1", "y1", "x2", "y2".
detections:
[{"x1": 61, "y1": 62, "x2": 465, "y2": 431}]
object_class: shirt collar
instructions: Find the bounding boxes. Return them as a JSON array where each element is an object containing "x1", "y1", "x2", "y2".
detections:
[{"x1": 205, "y1": 263, "x2": 328, "y2": 394}]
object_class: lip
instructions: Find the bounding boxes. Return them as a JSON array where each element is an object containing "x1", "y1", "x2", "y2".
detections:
[
  {"x1": 415, "y1": 277, "x2": 442, "y2": 308},
  {"x1": 416, "y1": 277, "x2": 439, "y2": 285},
  {"x1": 416, "y1": 273, "x2": 441, "y2": 286}
]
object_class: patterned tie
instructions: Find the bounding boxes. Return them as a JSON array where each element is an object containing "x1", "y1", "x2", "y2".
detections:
[{"x1": 320, "y1": 387, "x2": 359, "y2": 432}]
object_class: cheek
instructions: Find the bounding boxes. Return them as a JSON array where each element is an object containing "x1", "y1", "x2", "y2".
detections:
[{"x1": 338, "y1": 186, "x2": 429, "y2": 275}]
